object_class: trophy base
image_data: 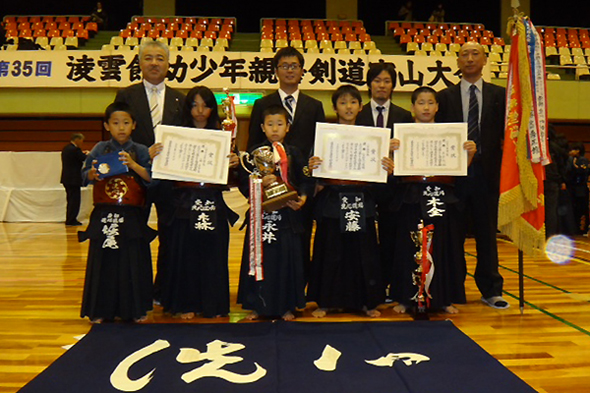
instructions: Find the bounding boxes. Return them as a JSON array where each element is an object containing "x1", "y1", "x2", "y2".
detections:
[
  {"x1": 412, "y1": 304, "x2": 430, "y2": 321},
  {"x1": 262, "y1": 190, "x2": 299, "y2": 212}
]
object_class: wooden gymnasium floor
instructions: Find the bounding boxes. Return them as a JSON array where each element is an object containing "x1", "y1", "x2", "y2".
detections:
[{"x1": 1, "y1": 191, "x2": 590, "y2": 393}]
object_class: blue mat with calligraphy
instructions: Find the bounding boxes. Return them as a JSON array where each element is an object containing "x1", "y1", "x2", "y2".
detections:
[{"x1": 18, "y1": 321, "x2": 536, "y2": 393}]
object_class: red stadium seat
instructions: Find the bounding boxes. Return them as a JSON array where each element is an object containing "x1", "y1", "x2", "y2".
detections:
[
  {"x1": 19, "y1": 29, "x2": 32, "y2": 38},
  {"x1": 62, "y1": 30, "x2": 75, "y2": 38},
  {"x1": 161, "y1": 30, "x2": 174, "y2": 39},
  {"x1": 414, "y1": 35, "x2": 425, "y2": 44},
  {"x1": 42, "y1": 16, "x2": 54, "y2": 23},
  {"x1": 400, "y1": 34, "x2": 412, "y2": 44},
  {"x1": 168, "y1": 23, "x2": 179, "y2": 31},
  {"x1": 172, "y1": 17, "x2": 183, "y2": 24},
  {"x1": 185, "y1": 17, "x2": 196, "y2": 24},
  {"x1": 393, "y1": 27, "x2": 405, "y2": 37},
  {"x1": 189, "y1": 30, "x2": 203, "y2": 39},
  {"x1": 204, "y1": 31, "x2": 217, "y2": 39},
  {"x1": 345, "y1": 33, "x2": 357, "y2": 41},
  {"x1": 388, "y1": 22, "x2": 399, "y2": 31},
  {"x1": 406, "y1": 28, "x2": 418, "y2": 36},
  {"x1": 493, "y1": 37, "x2": 505, "y2": 46},
  {"x1": 4, "y1": 16, "x2": 16, "y2": 23},
  {"x1": 331, "y1": 33, "x2": 343, "y2": 41},
  {"x1": 440, "y1": 35, "x2": 452, "y2": 45},
  {"x1": 58, "y1": 22, "x2": 71, "y2": 31},
  {"x1": 133, "y1": 29, "x2": 146, "y2": 38},
  {"x1": 33, "y1": 29, "x2": 46, "y2": 38},
  {"x1": 17, "y1": 16, "x2": 28, "y2": 23},
  {"x1": 413, "y1": 23, "x2": 424, "y2": 29},
  {"x1": 176, "y1": 30, "x2": 188, "y2": 39},
  {"x1": 480, "y1": 37, "x2": 492, "y2": 46},
  {"x1": 18, "y1": 22, "x2": 30, "y2": 30},
  {"x1": 47, "y1": 29, "x2": 61, "y2": 37},
  {"x1": 454, "y1": 36, "x2": 465, "y2": 45},
  {"x1": 427, "y1": 35, "x2": 439, "y2": 44},
  {"x1": 68, "y1": 16, "x2": 80, "y2": 23},
  {"x1": 86, "y1": 22, "x2": 98, "y2": 32},
  {"x1": 358, "y1": 33, "x2": 371, "y2": 42},
  {"x1": 120, "y1": 29, "x2": 132, "y2": 38}
]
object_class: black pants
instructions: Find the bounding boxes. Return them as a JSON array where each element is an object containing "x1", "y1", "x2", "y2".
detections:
[
  {"x1": 455, "y1": 163, "x2": 504, "y2": 299},
  {"x1": 63, "y1": 184, "x2": 81, "y2": 224}
]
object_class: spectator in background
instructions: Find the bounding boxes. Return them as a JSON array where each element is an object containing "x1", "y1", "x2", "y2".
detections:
[
  {"x1": 566, "y1": 141, "x2": 590, "y2": 234},
  {"x1": 91, "y1": 2, "x2": 108, "y2": 30},
  {"x1": 544, "y1": 125, "x2": 570, "y2": 238},
  {"x1": 398, "y1": 1, "x2": 413, "y2": 21},
  {"x1": 429, "y1": 4, "x2": 445, "y2": 22},
  {"x1": 61, "y1": 133, "x2": 88, "y2": 226}
]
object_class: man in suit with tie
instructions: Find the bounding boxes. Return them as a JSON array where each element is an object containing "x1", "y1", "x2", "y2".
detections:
[
  {"x1": 114, "y1": 40, "x2": 185, "y2": 303},
  {"x1": 247, "y1": 46, "x2": 325, "y2": 280},
  {"x1": 355, "y1": 63, "x2": 413, "y2": 302},
  {"x1": 436, "y1": 41, "x2": 509, "y2": 309},
  {"x1": 247, "y1": 46, "x2": 325, "y2": 157},
  {"x1": 61, "y1": 133, "x2": 87, "y2": 226}
]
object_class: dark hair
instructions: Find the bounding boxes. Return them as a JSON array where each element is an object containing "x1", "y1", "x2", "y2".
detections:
[
  {"x1": 411, "y1": 86, "x2": 438, "y2": 104},
  {"x1": 570, "y1": 141, "x2": 586, "y2": 156},
  {"x1": 70, "y1": 133, "x2": 84, "y2": 141},
  {"x1": 261, "y1": 105, "x2": 289, "y2": 124},
  {"x1": 273, "y1": 46, "x2": 305, "y2": 69},
  {"x1": 104, "y1": 102, "x2": 135, "y2": 123},
  {"x1": 182, "y1": 86, "x2": 221, "y2": 129},
  {"x1": 331, "y1": 84, "x2": 362, "y2": 107},
  {"x1": 366, "y1": 62, "x2": 396, "y2": 98}
]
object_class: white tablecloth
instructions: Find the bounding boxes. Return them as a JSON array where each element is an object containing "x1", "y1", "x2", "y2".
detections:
[{"x1": 0, "y1": 151, "x2": 92, "y2": 222}]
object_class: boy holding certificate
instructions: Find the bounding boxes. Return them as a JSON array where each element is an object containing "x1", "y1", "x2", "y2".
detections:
[
  {"x1": 307, "y1": 85, "x2": 394, "y2": 318},
  {"x1": 79, "y1": 102, "x2": 155, "y2": 324},
  {"x1": 238, "y1": 105, "x2": 312, "y2": 321},
  {"x1": 388, "y1": 86, "x2": 476, "y2": 315}
]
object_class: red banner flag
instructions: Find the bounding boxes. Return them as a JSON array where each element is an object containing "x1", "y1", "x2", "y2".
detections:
[{"x1": 498, "y1": 16, "x2": 549, "y2": 256}]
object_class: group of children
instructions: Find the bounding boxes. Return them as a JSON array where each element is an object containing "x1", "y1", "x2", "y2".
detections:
[{"x1": 79, "y1": 83, "x2": 476, "y2": 323}]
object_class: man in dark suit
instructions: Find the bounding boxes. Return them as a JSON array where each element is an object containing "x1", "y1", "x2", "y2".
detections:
[
  {"x1": 247, "y1": 47, "x2": 325, "y2": 280},
  {"x1": 61, "y1": 133, "x2": 87, "y2": 226},
  {"x1": 247, "y1": 46, "x2": 325, "y2": 157},
  {"x1": 436, "y1": 41, "x2": 509, "y2": 309},
  {"x1": 114, "y1": 40, "x2": 185, "y2": 303},
  {"x1": 355, "y1": 63, "x2": 413, "y2": 302}
]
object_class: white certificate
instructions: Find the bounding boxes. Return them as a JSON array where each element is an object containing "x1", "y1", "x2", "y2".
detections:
[
  {"x1": 152, "y1": 125, "x2": 231, "y2": 184},
  {"x1": 313, "y1": 122, "x2": 390, "y2": 183},
  {"x1": 393, "y1": 123, "x2": 468, "y2": 176}
]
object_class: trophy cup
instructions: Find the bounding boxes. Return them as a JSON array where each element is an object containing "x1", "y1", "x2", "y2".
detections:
[
  {"x1": 221, "y1": 87, "x2": 237, "y2": 144},
  {"x1": 410, "y1": 220, "x2": 435, "y2": 320},
  {"x1": 239, "y1": 146, "x2": 299, "y2": 212}
]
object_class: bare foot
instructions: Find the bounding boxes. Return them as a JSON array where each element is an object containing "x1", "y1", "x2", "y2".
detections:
[
  {"x1": 312, "y1": 308, "x2": 327, "y2": 318},
  {"x1": 443, "y1": 305, "x2": 459, "y2": 314},
  {"x1": 365, "y1": 308, "x2": 381, "y2": 318},
  {"x1": 180, "y1": 312, "x2": 195, "y2": 320},
  {"x1": 282, "y1": 311, "x2": 295, "y2": 321},
  {"x1": 90, "y1": 318, "x2": 103, "y2": 324},
  {"x1": 134, "y1": 315, "x2": 148, "y2": 323},
  {"x1": 393, "y1": 304, "x2": 407, "y2": 314},
  {"x1": 245, "y1": 311, "x2": 259, "y2": 320}
]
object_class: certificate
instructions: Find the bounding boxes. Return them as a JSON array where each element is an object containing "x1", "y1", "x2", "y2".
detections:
[
  {"x1": 152, "y1": 125, "x2": 231, "y2": 184},
  {"x1": 393, "y1": 123, "x2": 468, "y2": 176},
  {"x1": 313, "y1": 122, "x2": 390, "y2": 183}
]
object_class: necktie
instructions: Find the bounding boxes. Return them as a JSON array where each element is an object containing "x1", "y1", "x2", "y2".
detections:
[
  {"x1": 376, "y1": 106, "x2": 385, "y2": 128},
  {"x1": 284, "y1": 95, "x2": 294, "y2": 124},
  {"x1": 149, "y1": 87, "x2": 161, "y2": 129},
  {"x1": 467, "y1": 84, "x2": 480, "y2": 150}
]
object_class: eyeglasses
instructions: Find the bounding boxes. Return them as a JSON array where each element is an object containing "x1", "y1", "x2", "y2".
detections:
[{"x1": 277, "y1": 63, "x2": 301, "y2": 71}]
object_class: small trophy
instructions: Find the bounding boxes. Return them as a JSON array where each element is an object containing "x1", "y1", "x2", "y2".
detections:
[
  {"x1": 239, "y1": 145, "x2": 299, "y2": 212},
  {"x1": 221, "y1": 87, "x2": 237, "y2": 143},
  {"x1": 410, "y1": 220, "x2": 435, "y2": 320}
]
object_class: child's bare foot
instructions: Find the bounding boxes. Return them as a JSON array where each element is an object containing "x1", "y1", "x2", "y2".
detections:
[
  {"x1": 393, "y1": 304, "x2": 407, "y2": 314},
  {"x1": 365, "y1": 308, "x2": 381, "y2": 318},
  {"x1": 282, "y1": 311, "x2": 295, "y2": 321},
  {"x1": 90, "y1": 318, "x2": 103, "y2": 324},
  {"x1": 312, "y1": 308, "x2": 327, "y2": 318},
  {"x1": 180, "y1": 312, "x2": 195, "y2": 320},
  {"x1": 443, "y1": 305, "x2": 459, "y2": 314},
  {"x1": 245, "y1": 311, "x2": 259, "y2": 320}
]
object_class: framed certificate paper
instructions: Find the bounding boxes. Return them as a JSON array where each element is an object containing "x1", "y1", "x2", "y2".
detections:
[
  {"x1": 152, "y1": 125, "x2": 231, "y2": 184},
  {"x1": 393, "y1": 123, "x2": 468, "y2": 176},
  {"x1": 312, "y1": 122, "x2": 390, "y2": 183}
]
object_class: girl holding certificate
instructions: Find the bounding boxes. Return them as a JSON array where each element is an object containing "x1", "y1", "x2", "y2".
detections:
[
  {"x1": 151, "y1": 86, "x2": 239, "y2": 319},
  {"x1": 307, "y1": 85, "x2": 394, "y2": 318},
  {"x1": 388, "y1": 86, "x2": 476, "y2": 315}
]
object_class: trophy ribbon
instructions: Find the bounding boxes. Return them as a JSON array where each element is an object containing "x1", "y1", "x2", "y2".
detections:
[
  {"x1": 272, "y1": 141, "x2": 292, "y2": 189},
  {"x1": 248, "y1": 176, "x2": 264, "y2": 281}
]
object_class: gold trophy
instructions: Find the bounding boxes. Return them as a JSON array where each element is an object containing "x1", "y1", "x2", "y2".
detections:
[
  {"x1": 239, "y1": 146, "x2": 299, "y2": 212},
  {"x1": 221, "y1": 87, "x2": 237, "y2": 146}
]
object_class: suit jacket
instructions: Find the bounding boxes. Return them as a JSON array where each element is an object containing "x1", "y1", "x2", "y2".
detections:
[
  {"x1": 435, "y1": 81, "x2": 506, "y2": 191},
  {"x1": 60, "y1": 143, "x2": 86, "y2": 186},
  {"x1": 355, "y1": 102, "x2": 414, "y2": 137},
  {"x1": 247, "y1": 91, "x2": 325, "y2": 157},
  {"x1": 114, "y1": 83, "x2": 185, "y2": 148}
]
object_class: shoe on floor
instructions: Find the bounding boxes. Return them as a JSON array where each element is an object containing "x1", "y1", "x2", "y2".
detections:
[
  {"x1": 65, "y1": 221, "x2": 83, "y2": 226},
  {"x1": 481, "y1": 296, "x2": 510, "y2": 309}
]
